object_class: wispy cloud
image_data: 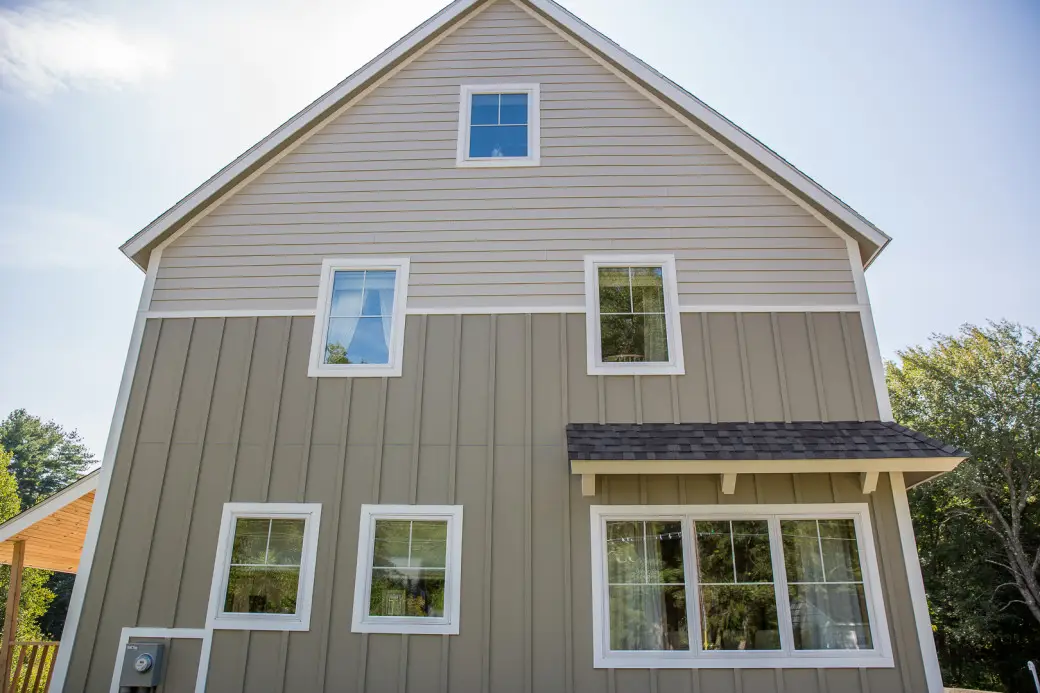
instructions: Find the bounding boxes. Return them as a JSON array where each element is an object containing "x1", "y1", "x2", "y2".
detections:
[{"x1": 0, "y1": 2, "x2": 169, "y2": 97}]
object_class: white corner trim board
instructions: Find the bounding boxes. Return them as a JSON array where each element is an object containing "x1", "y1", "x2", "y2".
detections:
[
  {"x1": 107, "y1": 627, "x2": 211, "y2": 693},
  {"x1": 49, "y1": 248, "x2": 164, "y2": 692},
  {"x1": 891, "y1": 471, "x2": 945, "y2": 692}
]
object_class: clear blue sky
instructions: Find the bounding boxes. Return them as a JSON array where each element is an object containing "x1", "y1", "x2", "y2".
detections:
[{"x1": 1, "y1": 0, "x2": 1037, "y2": 457}]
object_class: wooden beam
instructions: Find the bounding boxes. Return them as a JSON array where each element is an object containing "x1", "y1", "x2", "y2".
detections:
[
  {"x1": 1, "y1": 540, "x2": 25, "y2": 693},
  {"x1": 721, "y1": 473, "x2": 737, "y2": 495},
  {"x1": 861, "y1": 471, "x2": 880, "y2": 494},
  {"x1": 581, "y1": 474, "x2": 596, "y2": 497}
]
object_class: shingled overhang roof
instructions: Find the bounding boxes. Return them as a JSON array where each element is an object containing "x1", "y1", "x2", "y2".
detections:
[{"x1": 567, "y1": 422, "x2": 967, "y2": 462}]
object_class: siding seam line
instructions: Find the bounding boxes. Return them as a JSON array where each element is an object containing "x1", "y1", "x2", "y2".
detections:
[
  {"x1": 296, "y1": 360, "x2": 319, "y2": 499},
  {"x1": 805, "y1": 313, "x2": 829, "y2": 422},
  {"x1": 524, "y1": 314, "x2": 533, "y2": 693},
  {"x1": 700, "y1": 314, "x2": 717, "y2": 423},
  {"x1": 633, "y1": 374, "x2": 643, "y2": 424},
  {"x1": 134, "y1": 317, "x2": 195, "y2": 626},
  {"x1": 669, "y1": 374, "x2": 680, "y2": 425},
  {"x1": 316, "y1": 379, "x2": 351, "y2": 693},
  {"x1": 597, "y1": 375, "x2": 605, "y2": 424},
  {"x1": 261, "y1": 316, "x2": 293, "y2": 503},
  {"x1": 78, "y1": 319, "x2": 163, "y2": 684},
  {"x1": 441, "y1": 314, "x2": 462, "y2": 693},
  {"x1": 559, "y1": 314, "x2": 574, "y2": 693},
  {"x1": 170, "y1": 318, "x2": 225, "y2": 627},
  {"x1": 875, "y1": 480, "x2": 915, "y2": 692},
  {"x1": 770, "y1": 314, "x2": 792, "y2": 422},
  {"x1": 735, "y1": 314, "x2": 755, "y2": 422},
  {"x1": 401, "y1": 315, "x2": 427, "y2": 693},
  {"x1": 359, "y1": 378, "x2": 389, "y2": 693},
  {"x1": 223, "y1": 317, "x2": 257, "y2": 502},
  {"x1": 841, "y1": 312, "x2": 866, "y2": 422},
  {"x1": 481, "y1": 315, "x2": 497, "y2": 693}
]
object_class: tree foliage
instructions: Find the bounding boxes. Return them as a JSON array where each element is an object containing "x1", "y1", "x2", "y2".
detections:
[
  {"x1": 0, "y1": 449, "x2": 55, "y2": 642},
  {"x1": 888, "y1": 321, "x2": 1040, "y2": 692},
  {"x1": 0, "y1": 409, "x2": 94, "y2": 507}
]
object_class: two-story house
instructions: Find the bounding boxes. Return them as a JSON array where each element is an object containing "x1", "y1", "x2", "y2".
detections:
[{"x1": 49, "y1": 1, "x2": 965, "y2": 691}]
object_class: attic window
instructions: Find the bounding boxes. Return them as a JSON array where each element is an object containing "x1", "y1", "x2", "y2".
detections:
[{"x1": 456, "y1": 84, "x2": 540, "y2": 167}]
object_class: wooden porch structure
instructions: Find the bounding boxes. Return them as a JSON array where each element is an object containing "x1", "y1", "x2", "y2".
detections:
[{"x1": 0, "y1": 471, "x2": 98, "y2": 693}]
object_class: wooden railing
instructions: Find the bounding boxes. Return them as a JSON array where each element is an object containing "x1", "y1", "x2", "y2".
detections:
[{"x1": 4, "y1": 642, "x2": 58, "y2": 693}]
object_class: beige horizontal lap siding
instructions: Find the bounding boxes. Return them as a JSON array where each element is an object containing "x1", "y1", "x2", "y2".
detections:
[
  {"x1": 154, "y1": 0, "x2": 857, "y2": 313},
  {"x1": 65, "y1": 313, "x2": 915, "y2": 693}
]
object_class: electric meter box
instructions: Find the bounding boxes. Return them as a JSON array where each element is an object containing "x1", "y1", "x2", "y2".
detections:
[{"x1": 120, "y1": 642, "x2": 165, "y2": 688}]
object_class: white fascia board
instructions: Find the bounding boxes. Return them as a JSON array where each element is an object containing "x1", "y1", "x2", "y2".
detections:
[
  {"x1": 0, "y1": 469, "x2": 100, "y2": 544},
  {"x1": 521, "y1": 0, "x2": 891, "y2": 259},
  {"x1": 571, "y1": 457, "x2": 965, "y2": 477},
  {"x1": 119, "y1": 0, "x2": 486, "y2": 268}
]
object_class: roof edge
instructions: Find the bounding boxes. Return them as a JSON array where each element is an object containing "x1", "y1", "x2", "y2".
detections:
[{"x1": 0, "y1": 469, "x2": 100, "y2": 546}]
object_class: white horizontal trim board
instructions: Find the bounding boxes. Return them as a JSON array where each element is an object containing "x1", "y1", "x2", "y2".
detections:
[
  {"x1": 589, "y1": 503, "x2": 893, "y2": 669},
  {"x1": 142, "y1": 304, "x2": 868, "y2": 318}
]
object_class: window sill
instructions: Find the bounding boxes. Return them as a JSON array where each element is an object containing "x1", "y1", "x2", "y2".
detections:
[
  {"x1": 587, "y1": 362, "x2": 685, "y2": 376},
  {"x1": 209, "y1": 614, "x2": 311, "y2": 632},
  {"x1": 455, "y1": 156, "x2": 540, "y2": 168},
  {"x1": 352, "y1": 619, "x2": 459, "y2": 635},
  {"x1": 595, "y1": 653, "x2": 895, "y2": 669},
  {"x1": 308, "y1": 363, "x2": 403, "y2": 378}
]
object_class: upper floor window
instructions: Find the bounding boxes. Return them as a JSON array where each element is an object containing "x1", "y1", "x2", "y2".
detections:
[
  {"x1": 584, "y1": 255, "x2": 684, "y2": 375},
  {"x1": 207, "y1": 502, "x2": 321, "y2": 631},
  {"x1": 308, "y1": 258, "x2": 410, "y2": 378},
  {"x1": 589, "y1": 504, "x2": 893, "y2": 669},
  {"x1": 456, "y1": 84, "x2": 540, "y2": 167}
]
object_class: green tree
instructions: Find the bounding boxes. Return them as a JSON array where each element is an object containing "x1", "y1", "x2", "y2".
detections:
[
  {"x1": 0, "y1": 410, "x2": 94, "y2": 506},
  {"x1": 0, "y1": 449, "x2": 55, "y2": 642},
  {"x1": 888, "y1": 321, "x2": 1040, "y2": 691}
]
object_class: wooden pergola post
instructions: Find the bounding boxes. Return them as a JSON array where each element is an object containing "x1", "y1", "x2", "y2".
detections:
[{"x1": 0, "y1": 540, "x2": 25, "y2": 693}]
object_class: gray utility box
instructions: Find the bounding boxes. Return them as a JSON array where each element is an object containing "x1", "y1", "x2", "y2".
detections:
[{"x1": 119, "y1": 642, "x2": 165, "y2": 689}]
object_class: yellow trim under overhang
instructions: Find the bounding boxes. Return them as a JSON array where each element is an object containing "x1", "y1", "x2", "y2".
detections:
[{"x1": 571, "y1": 456, "x2": 965, "y2": 497}]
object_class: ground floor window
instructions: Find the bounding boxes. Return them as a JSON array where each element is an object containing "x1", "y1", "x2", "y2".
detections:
[
  {"x1": 351, "y1": 504, "x2": 464, "y2": 635},
  {"x1": 590, "y1": 504, "x2": 892, "y2": 668}
]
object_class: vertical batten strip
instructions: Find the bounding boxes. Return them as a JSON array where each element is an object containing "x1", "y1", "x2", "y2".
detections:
[
  {"x1": 770, "y1": 314, "x2": 792, "y2": 422},
  {"x1": 317, "y1": 379, "x2": 351, "y2": 693},
  {"x1": 481, "y1": 316, "x2": 498, "y2": 693},
  {"x1": 409, "y1": 315, "x2": 429, "y2": 504},
  {"x1": 597, "y1": 375, "x2": 606, "y2": 424},
  {"x1": 170, "y1": 318, "x2": 225, "y2": 626},
  {"x1": 805, "y1": 313, "x2": 830, "y2": 422},
  {"x1": 261, "y1": 317, "x2": 293, "y2": 503},
  {"x1": 840, "y1": 313, "x2": 866, "y2": 422},
  {"x1": 134, "y1": 319, "x2": 194, "y2": 626},
  {"x1": 669, "y1": 374, "x2": 680, "y2": 424},
  {"x1": 79, "y1": 320, "x2": 163, "y2": 682},
  {"x1": 224, "y1": 318, "x2": 258, "y2": 501},
  {"x1": 524, "y1": 315, "x2": 534, "y2": 693},
  {"x1": 735, "y1": 314, "x2": 755, "y2": 422},
  {"x1": 872, "y1": 485, "x2": 914, "y2": 693},
  {"x1": 358, "y1": 377, "x2": 389, "y2": 693},
  {"x1": 634, "y1": 375, "x2": 643, "y2": 424},
  {"x1": 700, "y1": 314, "x2": 717, "y2": 423},
  {"x1": 441, "y1": 314, "x2": 463, "y2": 693},
  {"x1": 296, "y1": 375, "x2": 319, "y2": 499},
  {"x1": 559, "y1": 314, "x2": 575, "y2": 693}
]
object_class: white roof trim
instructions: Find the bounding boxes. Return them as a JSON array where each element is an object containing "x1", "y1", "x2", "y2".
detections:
[
  {"x1": 0, "y1": 469, "x2": 100, "y2": 545},
  {"x1": 120, "y1": 0, "x2": 890, "y2": 269}
]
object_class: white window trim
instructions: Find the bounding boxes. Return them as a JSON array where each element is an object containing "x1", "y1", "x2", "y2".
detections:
[
  {"x1": 589, "y1": 503, "x2": 893, "y2": 669},
  {"x1": 456, "y1": 84, "x2": 541, "y2": 167},
  {"x1": 206, "y1": 502, "x2": 322, "y2": 632},
  {"x1": 351, "y1": 504, "x2": 464, "y2": 635},
  {"x1": 308, "y1": 257, "x2": 410, "y2": 378},
  {"x1": 584, "y1": 254, "x2": 685, "y2": 376}
]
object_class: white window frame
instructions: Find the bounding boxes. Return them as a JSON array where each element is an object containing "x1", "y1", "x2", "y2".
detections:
[
  {"x1": 584, "y1": 254, "x2": 685, "y2": 376},
  {"x1": 589, "y1": 503, "x2": 893, "y2": 669},
  {"x1": 351, "y1": 504, "x2": 464, "y2": 635},
  {"x1": 308, "y1": 257, "x2": 410, "y2": 378},
  {"x1": 206, "y1": 502, "x2": 322, "y2": 632},
  {"x1": 456, "y1": 84, "x2": 541, "y2": 167}
]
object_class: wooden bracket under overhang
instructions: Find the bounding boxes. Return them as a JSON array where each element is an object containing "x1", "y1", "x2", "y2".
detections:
[{"x1": 572, "y1": 457, "x2": 965, "y2": 497}]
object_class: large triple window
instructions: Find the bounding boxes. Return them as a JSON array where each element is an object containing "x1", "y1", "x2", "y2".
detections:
[{"x1": 590, "y1": 504, "x2": 891, "y2": 668}]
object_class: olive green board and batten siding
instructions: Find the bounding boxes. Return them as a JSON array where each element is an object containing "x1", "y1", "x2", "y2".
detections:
[
  {"x1": 152, "y1": 0, "x2": 859, "y2": 314},
  {"x1": 63, "y1": 313, "x2": 919, "y2": 693}
]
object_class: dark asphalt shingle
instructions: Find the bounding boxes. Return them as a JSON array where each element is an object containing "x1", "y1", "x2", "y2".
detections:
[{"x1": 566, "y1": 421, "x2": 968, "y2": 461}]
